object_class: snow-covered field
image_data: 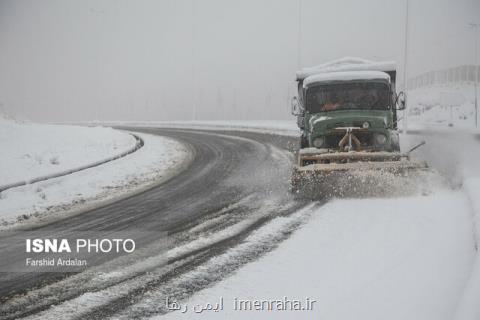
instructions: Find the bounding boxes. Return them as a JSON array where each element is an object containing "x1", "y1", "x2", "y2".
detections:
[
  {"x1": 407, "y1": 83, "x2": 479, "y2": 131},
  {"x1": 0, "y1": 117, "x2": 190, "y2": 227},
  {"x1": 0, "y1": 117, "x2": 137, "y2": 186}
]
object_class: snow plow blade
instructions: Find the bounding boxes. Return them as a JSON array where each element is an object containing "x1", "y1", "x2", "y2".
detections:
[{"x1": 291, "y1": 150, "x2": 429, "y2": 199}]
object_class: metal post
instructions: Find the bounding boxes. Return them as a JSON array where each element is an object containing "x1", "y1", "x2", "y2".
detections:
[
  {"x1": 191, "y1": 0, "x2": 197, "y2": 121},
  {"x1": 402, "y1": 0, "x2": 410, "y2": 134},
  {"x1": 297, "y1": 0, "x2": 302, "y2": 69},
  {"x1": 469, "y1": 23, "x2": 479, "y2": 127},
  {"x1": 449, "y1": 106, "x2": 453, "y2": 127},
  {"x1": 475, "y1": 24, "x2": 478, "y2": 127}
]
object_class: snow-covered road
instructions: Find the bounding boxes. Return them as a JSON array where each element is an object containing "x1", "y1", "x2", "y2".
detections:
[
  {"x1": 0, "y1": 122, "x2": 479, "y2": 320},
  {"x1": 141, "y1": 123, "x2": 479, "y2": 320},
  {"x1": 0, "y1": 129, "x2": 306, "y2": 320},
  {"x1": 160, "y1": 191, "x2": 474, "y2": 320}
]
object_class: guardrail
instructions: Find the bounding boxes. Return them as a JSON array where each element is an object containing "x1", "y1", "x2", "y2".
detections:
[
  {"x1": 0, "y1": 133, "x2": 144, "y2": 193},
  {"x1": 408, "y1": 65, "x2": 480, "y2": 90}
]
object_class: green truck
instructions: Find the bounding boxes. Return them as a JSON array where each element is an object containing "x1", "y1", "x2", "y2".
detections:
[{"x1": 290, "y1": 58, "x2": 426, "y2": 197}]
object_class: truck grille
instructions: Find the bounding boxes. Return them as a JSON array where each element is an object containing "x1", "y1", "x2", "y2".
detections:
[{"x1": 325, "y1": 132, "x2": 374, "y2": 149}]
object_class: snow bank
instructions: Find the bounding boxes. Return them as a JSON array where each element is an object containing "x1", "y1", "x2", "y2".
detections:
[
  {"x1": 0, "y1": 120, "x2": 190, "y2": 227},
  {"x1": 160, "y1": 192, "x2": 474, "y2": 320},
  {"x1": 0, "y1": 117, "x2": 136, "y2": 187},
  {"x1": 401, "y1": 127, "x2": 480, "y2": 320},
  {"x1": 454, "y1": 178, "x2": 480, "y2": 320}
]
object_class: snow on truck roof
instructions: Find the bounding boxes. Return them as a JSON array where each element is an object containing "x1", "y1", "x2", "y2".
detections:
[
  {"x1": 303, "y1": 70, "x2": 390, "y2": 88},
  {"x1": 296, "y1": 57, "x2": 396, "y2": 81}
]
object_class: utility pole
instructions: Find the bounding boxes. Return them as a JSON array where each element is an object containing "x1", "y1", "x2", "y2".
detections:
[
  {"x1": 469, "y1": 23, "x2": 479, "y2": 128},
  {"x1": 402, "y1": 0, "x2": 410, "y2": 134},
  {"x1": 297, "y1": 0, "x2": 302, "y2": 69},
  {"x1": 191, "y1": 0, "x2": 197, "y2": 121}
]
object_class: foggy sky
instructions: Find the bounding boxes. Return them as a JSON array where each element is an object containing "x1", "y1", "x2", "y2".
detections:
[{"x1": 0, "y1": 0, "x2": 479, "y2": 122}]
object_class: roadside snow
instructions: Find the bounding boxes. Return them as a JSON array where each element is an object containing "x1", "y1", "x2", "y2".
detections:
[
  {"x1": 159, "y1": 192, "x2": 474, "y2": 320},
  {"x1": 403, "y1": 128, "x2": 480, "y2": 320},
  {"x1": 407, "y1": 84, "x2": 479, "y2": 131},
  {"x1": 0, "y1": 119, "x2": 190, "y2": 227},
  {"x1": 455, "y1": 178, "x2": 480, "y2": 320},
  {"x1": 0, "y1": 117, "x2": 136, "y2": 186}
]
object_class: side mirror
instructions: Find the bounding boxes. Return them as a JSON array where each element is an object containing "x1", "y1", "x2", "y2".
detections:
[
  {"x1": 396, "y1": 91, "x2": 406, "y2": 110},
  {"x1": 291, "y1": 96, "x2": 301, "y2": 116}
]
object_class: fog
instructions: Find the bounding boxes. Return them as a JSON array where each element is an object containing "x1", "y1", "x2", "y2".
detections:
[{"x1": 0, "y1": 0, "x2": 479, "y2": 122}]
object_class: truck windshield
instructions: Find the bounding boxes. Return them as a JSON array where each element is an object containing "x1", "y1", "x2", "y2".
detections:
[{"x1": 305, "y1": 82, "x2": 391, "y2": 113}]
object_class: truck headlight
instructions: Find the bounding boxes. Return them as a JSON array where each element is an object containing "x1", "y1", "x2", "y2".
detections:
[
  {"x1": 375, "y1": 134, "x2": 387, "y2": 145},
  {"x1": 362, "y1": 121, "x2": 370, "y2": 129},
  {"x1": 313, "y1": 137, "x2": 324, "y2": 148}
]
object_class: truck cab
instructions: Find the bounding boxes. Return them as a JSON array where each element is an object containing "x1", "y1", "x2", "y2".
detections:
[{"x1": 292, "y1": 58, "x2": 405, "y2": 152}]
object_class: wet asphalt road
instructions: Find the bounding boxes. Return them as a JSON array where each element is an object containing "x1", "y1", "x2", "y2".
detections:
[{"x1": 0, "y1": 128, "x2": 308, "y2": 319}]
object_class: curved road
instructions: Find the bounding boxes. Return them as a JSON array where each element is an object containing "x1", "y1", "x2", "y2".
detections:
[{"x1": 0, "y1": 128, "x2": 310, "y2": 319}]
